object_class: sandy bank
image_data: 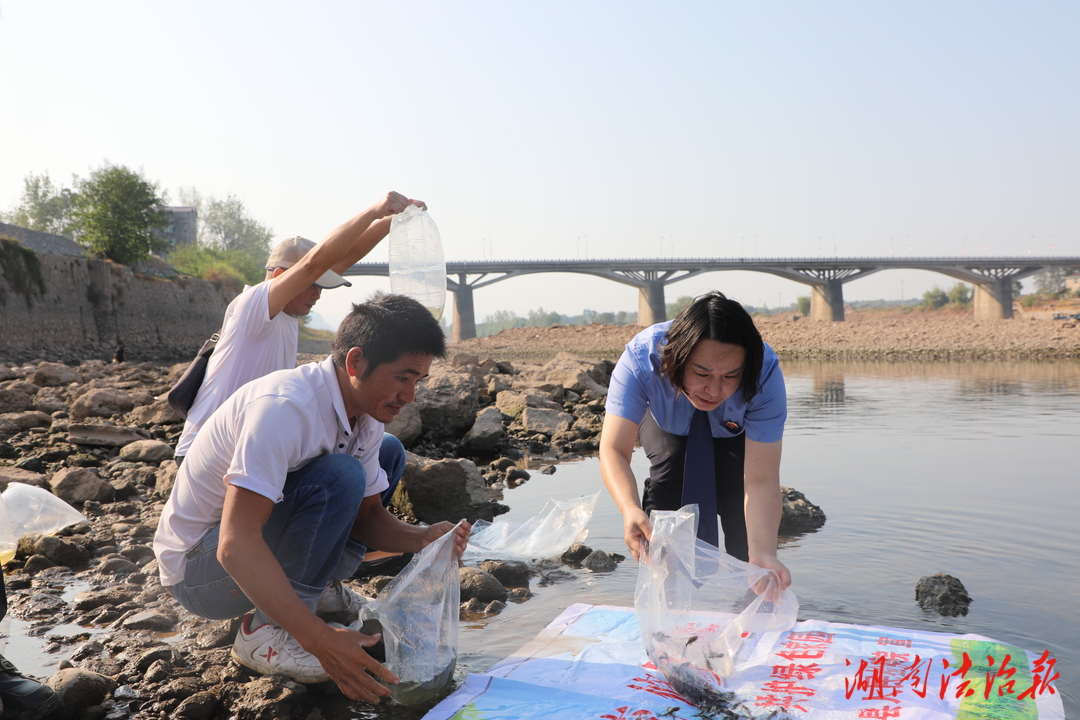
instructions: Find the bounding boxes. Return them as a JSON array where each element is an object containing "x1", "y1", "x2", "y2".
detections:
[{"x1": 450, "y1": 309, "x2": 1080, "y2": 363}]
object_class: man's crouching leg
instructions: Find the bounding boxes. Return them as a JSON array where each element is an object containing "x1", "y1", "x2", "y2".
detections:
[
  {"x1": 318, "y1": 434, "x2": 406, "y2": 621},
  {"x1": 173, "y1": 454, "x2": 367, "y2": 683}
]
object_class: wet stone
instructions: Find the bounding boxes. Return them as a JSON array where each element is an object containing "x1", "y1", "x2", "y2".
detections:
[
  {"x1": 121, "y1": 612, "x2": 177, "y2": 632},
  {"x1": 479, "y1": 559, "x2": 531, "y2": 589},
  {"x1": 915, "y1": 573, "x2": 972, "y2": 617},
  {"x1": 21, "y1": 592, "x2": 69, "y2": 617},
  {"x1": 560, "y1": 542, "x2": 592, "y2": 564},
  {"x1": 459, "y1": 567, "x2": 509, "y2": 603},
  {"x1": 98, "y1": 555, "x2": 140, "y2": 575},
  {"x1": 582, "y1": 549, "x2": 618, "y2": 573}
]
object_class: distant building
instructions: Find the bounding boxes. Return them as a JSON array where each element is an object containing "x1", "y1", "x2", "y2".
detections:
[
  {"x1": 0, "y1": 221, "x2": 85, "y2": 257},
  {"x1": 157, "y1": 206, "x2": 198, "y2": 248},
  {"x1": 1065, "y1": 273, "x2": 1080, "y2": 294}
]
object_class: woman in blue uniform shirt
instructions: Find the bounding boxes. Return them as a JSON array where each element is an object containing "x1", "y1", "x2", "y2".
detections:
[{"x1": 599, "y1": 291, "x2": 791, "y2": 588}]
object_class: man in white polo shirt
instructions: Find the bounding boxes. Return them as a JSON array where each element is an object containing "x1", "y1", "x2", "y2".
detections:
[
  {"x1": 174, "y1": 191, "x2": 425, "y2": 464},
  {"x1": 154, "y1": 293, "x2": 470, "y2": 704}
]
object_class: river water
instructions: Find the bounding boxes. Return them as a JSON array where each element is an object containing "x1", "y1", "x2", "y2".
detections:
[{"x1": 4, "y1": 360, "x2": 1078, "y2": 719}]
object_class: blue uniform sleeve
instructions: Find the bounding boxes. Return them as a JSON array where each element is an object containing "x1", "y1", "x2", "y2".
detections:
[
  {"x1": 742, "y1": 351, "x2": 787, "y2": 443},
  {"x1": 605, "y1": 348, "x2": 651, "y2": 425}
]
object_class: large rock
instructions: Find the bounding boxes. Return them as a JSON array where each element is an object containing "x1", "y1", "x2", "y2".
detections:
[
  {"x1": 50, "y1": 466, "x2": 115, "y2": 505},
  {"x1": 915, "y1": 573, "x2": 972, "y2": 617},
  {"x1": 779, "y1": 487, "x2": 827, "y2": 534},
  {"x1": 494, "y1": 390, "x2": 528, "y2": 419},
  {"x1": 119, "y1": 439, "x2": 174, "y2": 463},
  {"x1": 385, "y1": 403, "x2": 422, "y2": 447},
  {"x1": 33, "y1": 534, "x2": 91, "y2": 568},
  {"x1": 413, "y1": 365, "x2": 481, "y2": 439},
  {"x1": 0, "y1": 410, "x2": 53, "y2": 430},
  {"x1": 0, "y1": 384, "x2": 35, "y2": 413},
  {"x1": 47, "y1": 668, "x2": 118, "y2": 718},
  {"x1": 524, "y1": 353, "x2": 610, "y2": 398},
  {"x1": 220, "y1": 676, "x2": 306, "y2": 720},
  {"x1": 478, "y1": 560, "x2": 530, "y2": 589},
  {"x1": 67, "y1": 423, "x2": 150, "y2": 447},
  {"x1": 496, "y1": 390, "x2": 564, "y2": 419},
  {"x1": 393, "y1": 453, "x2": 494, "y2": 524},
  {"x1": 34, "y1": 391, "x2": 69, "y2": 414},
  {"x1": 0, "y1": 417, "x2": 19, "y2": 437},
  {"x1": 460, "y1": 407, "x2": 507, "y2": 455},
  {"x1": 70, "y1": 388, "x2": 135, "y2": 420},
  {"x1": 0, "y1": 467, "x2": 49, "y2": 490},
  {"x1": 128, "y1": 399, "x2": 184, "y2": 425},
  {"x1": 156, "y1": 460, "x2": 179, "y2": 499},
  {"x1": 459, "y1": 566, "x2": 509, "y2": 603},
  {"x1": 30, "y1": 362, "x2": 81, "y2": 387},
  {"x1": 521, "y1": 407, "x2": 574, "y2": 437}
]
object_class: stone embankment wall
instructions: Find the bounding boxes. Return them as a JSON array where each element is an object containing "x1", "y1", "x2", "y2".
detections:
[{"x1": 1, "y1": 241, "x2": 230, "y2": 363}]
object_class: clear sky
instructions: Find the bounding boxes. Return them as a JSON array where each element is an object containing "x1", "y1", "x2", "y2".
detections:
[{"x1": 2, "y1": 1, "x2": 1077, "y2": 329}]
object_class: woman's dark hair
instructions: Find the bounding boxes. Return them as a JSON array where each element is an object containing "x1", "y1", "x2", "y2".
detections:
[
  {"x1": 331, "y1": 292, "x2": 446, "y2": 377},
  {"x1": 659, "y1": 291, "x2": 764, "y2": 402}
]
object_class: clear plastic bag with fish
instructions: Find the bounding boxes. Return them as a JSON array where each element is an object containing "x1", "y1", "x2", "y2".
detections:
[
  {"x1": 635, "y1": 505, "x2": 798, "y2": 715},
  {"x1": 463, "y1": 492, "x2": 598, "y2": 562},
  {"x1": 357, "y1": 520, "x2": 464, "y2": 705}
]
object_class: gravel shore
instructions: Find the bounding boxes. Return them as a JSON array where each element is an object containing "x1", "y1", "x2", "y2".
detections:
[{"x1": 450, "y1": 309, "x2": 1080, "y2": 363}]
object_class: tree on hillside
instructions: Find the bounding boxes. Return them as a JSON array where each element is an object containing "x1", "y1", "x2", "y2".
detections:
[
  {"x1": 75, "y1": 164, "x2": 167, "y2": 264},
  {"x1": 174, "y1": 188, "x2": 274, "y2": 285},
  {"x1": 947, "y1": 283, "x2": 972, "y2": 306},
  {"x1": 178, "y1": 188, "x2": 273, "y2": 265},
  {"x1": 1033, "y1": 268, "x2": 1075, "y2": 297},
  {"x1": 1, "y1": 172, "x2": 79, "y2": 237},
  {"x1": 527, "y1": 307, "x2": 562, "y2": 327},
  {"x1": 920, "y1": 286, "x2": 948, "y2": 309},
  {"x1": 666, "y1": 295, "x2": 693, "y2": 318}
]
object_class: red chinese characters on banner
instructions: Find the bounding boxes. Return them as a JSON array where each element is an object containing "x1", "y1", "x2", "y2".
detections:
[
  {"x1": 846, "y1": 649, "x2": 1059, "y2": 705},
  {"x1": 1017, "y1": 650, "x2": 1060, "y2": 700},
  {"x1": 756, "y1": 631, "x2": 836, "y2": 713},
  {"x1": 627, "y1": 672, "x2": 693, "y2": 705},
  {"x1": 845, "y1": 657, "x2": 900, "y2": 704}
]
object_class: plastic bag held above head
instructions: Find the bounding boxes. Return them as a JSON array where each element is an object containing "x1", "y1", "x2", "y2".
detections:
[
  {"x1": 635, "y1": 505, "x2": 798, "y2": 695},
  {"x1": 388, "y1": 204, "x2": 446, "y2": 322},
  {"x1": 359, "y1": 520, "x2": 464, "y2": 706}
]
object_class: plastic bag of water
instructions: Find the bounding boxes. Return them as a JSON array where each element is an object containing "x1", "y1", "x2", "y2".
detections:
[
  {"x1": 0, "y1": 483, "x2": 87, "y2": 565},
  {"x1": 357, "y1": 520, "x2": 464, "y2": 705},
  {"x1": 388, "y1": 205, "x2": 446, "y2": 321}
]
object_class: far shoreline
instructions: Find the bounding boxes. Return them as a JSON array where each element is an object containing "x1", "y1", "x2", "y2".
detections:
[{"x1": 448, "y1": 307, "x2": 1080, "y2": 365}]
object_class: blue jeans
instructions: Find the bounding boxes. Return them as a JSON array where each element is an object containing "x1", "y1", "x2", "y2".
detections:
[{"x1": 171, "y1": 434, "x2": 405, "y2": 621}]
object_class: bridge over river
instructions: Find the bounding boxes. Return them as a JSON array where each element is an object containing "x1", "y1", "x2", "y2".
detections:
[{"x1": 342, "y1": 256, "x2": 1080, "y2": 341}]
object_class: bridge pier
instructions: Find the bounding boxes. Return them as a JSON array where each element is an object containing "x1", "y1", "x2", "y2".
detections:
[
  {"x1": 638, "y1": 281, "x2": 667, "y2": 327},
  {"x1": 810, "y1": 279, "x2": 845, "y2": 322},
  {"x1": 973, "y1": 278, "x2": 1014, "y2": 320},
  {"x1": 451, "y1": 277, "x2": 477, "y2": 342}
]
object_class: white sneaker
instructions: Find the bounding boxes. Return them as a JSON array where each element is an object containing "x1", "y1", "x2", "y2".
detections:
[
  {"x1": 230, "y1": 614, "x2": 330, "y2": 684},
  {"x1": 315, "y1": 579, "x2": 369, "y2": 623}
]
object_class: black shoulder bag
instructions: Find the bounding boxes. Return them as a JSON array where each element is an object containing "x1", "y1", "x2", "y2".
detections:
[{"x1": 166, "y1": 332, "x2": 220, "y2": 419}]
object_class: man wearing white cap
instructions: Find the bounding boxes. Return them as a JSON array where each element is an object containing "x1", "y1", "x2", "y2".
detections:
[{"x1": 174, "y1": 192, "x2": 424, "y2": 464}]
